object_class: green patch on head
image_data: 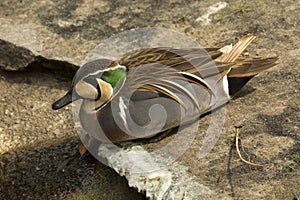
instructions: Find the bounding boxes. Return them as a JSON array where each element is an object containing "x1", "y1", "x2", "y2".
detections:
[{"x1": 101, "y1": 68, "x2": 126, "y2": 88}]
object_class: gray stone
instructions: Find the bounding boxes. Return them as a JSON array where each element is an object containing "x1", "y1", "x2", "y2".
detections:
[{"x1": 0, "y1": 39, "x2": 35, "y2": 71}]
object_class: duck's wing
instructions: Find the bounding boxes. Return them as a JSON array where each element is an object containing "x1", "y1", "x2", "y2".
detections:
[
  {"x1": 119, "y1": 46, "x2": 230, "y2": 77},
  {"x1": 111, "y1": 35, "x2": 278, "y2": 111},
  {"x1": 115, "y1": 48, "x2": 222, "y2": 113},
  {"x1": 117, "y1": 58, "x2": 215, "y2": 112}
]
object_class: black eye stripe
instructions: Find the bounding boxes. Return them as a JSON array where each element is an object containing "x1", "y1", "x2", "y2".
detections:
[{"x1": 96, "y1": 83, "x2": 101, "y2": 99}]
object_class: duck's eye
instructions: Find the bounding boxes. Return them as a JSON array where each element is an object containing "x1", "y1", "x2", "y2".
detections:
[{"x1": 75, "y1": 79, "x2": 100, "y2": 100}]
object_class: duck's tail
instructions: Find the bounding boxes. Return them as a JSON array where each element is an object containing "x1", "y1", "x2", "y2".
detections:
[{"x1": 216, "y1": 34, "x2": 278, "y2": 96}]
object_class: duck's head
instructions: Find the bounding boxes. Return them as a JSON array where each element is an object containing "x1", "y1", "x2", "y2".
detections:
[{"x1": 52, "y1": 59, "x2": 126, "y2": 111}]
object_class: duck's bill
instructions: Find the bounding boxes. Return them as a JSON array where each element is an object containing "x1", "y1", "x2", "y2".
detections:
[{"x1": 52, "y1": 90, "x2": 73, "y2": 110}]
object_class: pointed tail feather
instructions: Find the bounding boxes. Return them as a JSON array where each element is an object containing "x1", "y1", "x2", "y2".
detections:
[
  {"x1": 214, "y1": 34, "x2": 278, "y2": 96},
  {"x1": 228, "y1": 56, "x2": 278, "y2": 77},
  {"x1": 215, "y1": 34, "x2": 256, "y2": 62}
]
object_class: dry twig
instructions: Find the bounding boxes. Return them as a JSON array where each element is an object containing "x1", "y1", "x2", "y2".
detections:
[{"x1": 235, "y1": 127, "x2": 271, "y2": 167}]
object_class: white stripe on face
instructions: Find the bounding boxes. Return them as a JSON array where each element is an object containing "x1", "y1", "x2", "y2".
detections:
[{"x1": 83, "y1": 64, "x2": 127, "y2": 79}]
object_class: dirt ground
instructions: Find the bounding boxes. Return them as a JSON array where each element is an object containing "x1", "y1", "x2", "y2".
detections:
[{"x1": 0, "y1": 0, "x2": 299, "y2": 199}]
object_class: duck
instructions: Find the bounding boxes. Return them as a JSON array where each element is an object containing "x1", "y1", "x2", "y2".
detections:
[{"x1": 52, "y1": 34, "x2": 278, "y2": 143}]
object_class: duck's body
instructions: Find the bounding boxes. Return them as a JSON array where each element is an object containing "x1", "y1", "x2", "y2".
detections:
[{"x1": 52, "y1": 35, "x2": 277, "y2": 143}]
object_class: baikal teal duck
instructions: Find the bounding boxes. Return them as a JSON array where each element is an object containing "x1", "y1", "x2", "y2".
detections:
[{"x1": 52, "y1": 35, "x2": 278, "y2": 144}]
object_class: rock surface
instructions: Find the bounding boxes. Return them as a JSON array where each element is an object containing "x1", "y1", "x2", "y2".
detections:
[{"x1": 0, "y1": 0, "x2": 299, "y2": 200}]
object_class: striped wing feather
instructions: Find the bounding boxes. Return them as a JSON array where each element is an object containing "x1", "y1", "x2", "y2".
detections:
[{"x1": 111, "y1": 35, "x2": 278, "y2": 110}]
